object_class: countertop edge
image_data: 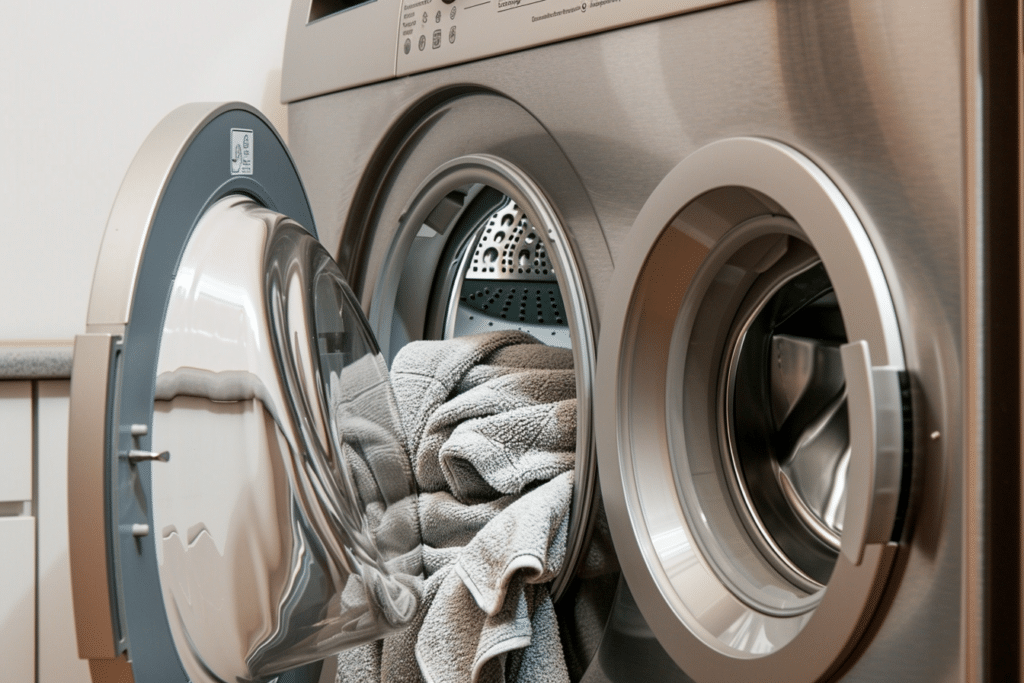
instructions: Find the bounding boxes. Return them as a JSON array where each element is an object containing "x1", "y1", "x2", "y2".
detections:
[{"x1": 0, "y1": 341, "x2": 75, "y2": 380}]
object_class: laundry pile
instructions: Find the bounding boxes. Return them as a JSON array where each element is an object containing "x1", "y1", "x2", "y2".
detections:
[{"x1": 337, "y1": 330, "x2": 576, "y2": 683}]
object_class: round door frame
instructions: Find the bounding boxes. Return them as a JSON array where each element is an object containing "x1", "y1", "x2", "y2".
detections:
[
  {"x1": 68, "y1": 102, "x2": 321, "y2": 682},
  {"x1": 346, "y1": 92, "x2": 611, "y2": 602},
  {"x1": 595, "y1": 137, "x2": 912, "y2": 681}
]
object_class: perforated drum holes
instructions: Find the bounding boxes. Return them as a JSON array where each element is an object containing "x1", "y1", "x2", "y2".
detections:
[
  {"x1": 467, "y1": 201, "x2": 555, "y2": 281},
  {"x1": 445, "y1": 195, "x2": 571, "y2": 348},
  {"x1": 460, "y1": 282, "x2": 565, "y2": 325}
]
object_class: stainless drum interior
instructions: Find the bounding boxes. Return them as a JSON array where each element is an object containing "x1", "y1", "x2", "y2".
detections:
[
  {"x1": 721, "y1": 250, "x2": 850, "y2": 592},
  {"x1": 441, "y1": 191, "x2": 573, "y2": 349},
  {"x1": 367, "y1": 154, "x2": 597, "y2": 602}
]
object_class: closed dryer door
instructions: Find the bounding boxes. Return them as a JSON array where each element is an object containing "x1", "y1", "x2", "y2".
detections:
[
  {"x1": 68, "y1": 103, "x2": 420, "y2": 683},
  {"x1": 596, "y1": 138, "x2": 912, "y2": 682}
]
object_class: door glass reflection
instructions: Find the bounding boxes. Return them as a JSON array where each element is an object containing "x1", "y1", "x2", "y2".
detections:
[{"x1": 152, "y1": 195, "x2": 421, "y2": 683}]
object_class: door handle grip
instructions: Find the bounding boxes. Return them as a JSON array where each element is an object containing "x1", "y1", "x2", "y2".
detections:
[
  {"x1": 68, "y1": 334, "x2": 120, "y2": 660},
  {"x1": 840, "y1": 340, "x2": 905, "y2": 566},
  {"x1": 127, "y1": 449, "x2": 171, "y2": 463}
]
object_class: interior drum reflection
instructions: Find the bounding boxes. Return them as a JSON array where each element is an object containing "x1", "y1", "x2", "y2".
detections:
[{"x1": 152, "y1": 195, "x2": 421, "y2": 682}]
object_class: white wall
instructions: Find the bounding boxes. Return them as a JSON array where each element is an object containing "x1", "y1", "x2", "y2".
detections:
[
  {"x1": 0, "y1": 1, "x2": 294, "y2": 341},
  {"x1": 0, "y1": 4, "x2": 295, "y2": 680}
]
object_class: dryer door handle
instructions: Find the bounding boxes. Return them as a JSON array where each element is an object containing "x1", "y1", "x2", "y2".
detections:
[
  {"x1": 840, "y1": 340, "x2": 905, "y2": 566},
  {"x1": 68, "y1": 333, "x2": 122, "y2": 662}
]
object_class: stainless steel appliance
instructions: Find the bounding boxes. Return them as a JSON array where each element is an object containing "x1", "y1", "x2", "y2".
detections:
[{"x1": 68, "y1": 1, "x2": 1021, "y2": 681}]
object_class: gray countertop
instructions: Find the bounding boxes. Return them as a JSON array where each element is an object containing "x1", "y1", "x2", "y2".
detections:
[{"x1": 0, "y1": 340, "x2": 74, "y2": 380}]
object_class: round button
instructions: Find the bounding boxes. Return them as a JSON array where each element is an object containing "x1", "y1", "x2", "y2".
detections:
[
  {"x1": 418, "y1": 34, "x2": 426, "y2": 51},
  {"x1": 404, "y1": 38, "x2": 411, "y2": 54}
]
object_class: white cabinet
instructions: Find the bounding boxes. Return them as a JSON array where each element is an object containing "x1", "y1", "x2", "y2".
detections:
[
  {"x1": 0, "y1": 516, "x2": 35, "y2": 681},
  {"x1": 0, "y1": 381, "x2": 34, "y2": 680},
  {"x1": 37, "y1": 381, "x2": 91, "y2": 682},
  {"x1": 0, "y1": 378, "x2": 90, "y2": 682}
]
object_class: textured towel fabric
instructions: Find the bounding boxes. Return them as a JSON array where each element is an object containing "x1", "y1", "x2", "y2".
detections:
[
  {"x1": 337, "y1": 331, "x2": 575, "y2": 683},
  {"x1": 416, "y1": 472, "x2": 573, "y2": 683},
  {"x1": 438, "y1": 397, "x2": 576, "y2": 502},
  {"x1": 451, "y1": 472, "x2": 571, "y2": 617},
  {"x1": 391, "y1": 331, "x2": 574, "y2": 495}
]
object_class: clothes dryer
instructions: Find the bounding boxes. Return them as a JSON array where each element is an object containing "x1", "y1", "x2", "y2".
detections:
[
  {"x1": 67, "y1": 1, "x2": 1020, "y2": 682},
  {"x1": 280, "y1": 0, "x2": 1019, "y2": 681}
]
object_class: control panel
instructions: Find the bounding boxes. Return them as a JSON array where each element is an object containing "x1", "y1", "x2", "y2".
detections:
[
  {"x1": 282, "y1": 0, "x2": 737, "y2": 102},
  {"x1": 395, "y1": 0, "x2": 730, "y2": 76}
]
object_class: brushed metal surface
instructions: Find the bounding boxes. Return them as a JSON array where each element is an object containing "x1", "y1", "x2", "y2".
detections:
[
  {"x1": 282, "y1": 0, "x2": 400, "y2": 102},
  {"x1": 286, "y1": 0, "x2": 967, "y2": 680},
  {"x1": 840, "y1": 343, "x2": 905, "y2": 567},
  {"x1": 281, "y1": 0, "x2": 740, "y2": 102},
  {"x1": 960, "y1": 1, "x2": 983, "y2": 679},
  {"x1": 392, "y1": 0, "x2": 736, "y2": 81},
  {"x1": 593, "y1": 138, "x2": 910, "y2": 680}
]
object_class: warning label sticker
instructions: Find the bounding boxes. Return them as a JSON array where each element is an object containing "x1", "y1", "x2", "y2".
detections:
[{"x1": 230, "y1": 128, "x2": 253, "y2": 176}]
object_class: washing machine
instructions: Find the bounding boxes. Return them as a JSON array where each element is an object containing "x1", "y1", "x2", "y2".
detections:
[{"x1": 67, "y1": 0, "x2": 1019, "y2": 682}]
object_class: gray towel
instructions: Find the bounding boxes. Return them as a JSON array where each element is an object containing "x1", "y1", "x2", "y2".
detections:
[
  {"x1": 337, "y1": 331, "x2": 575, "y2": 683},
  {"x1": 391, "y1": 331, "x2": 573, "y2": 494},
  {"x1": 416, "y1": 471, "x2": 573, "y2": 683},
  {"x1": 438, "y1": 398, "x2": 576, "y2": 502}
]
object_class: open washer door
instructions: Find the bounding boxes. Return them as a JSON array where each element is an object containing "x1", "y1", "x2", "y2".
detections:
[
  {"x1": 597, "y1": 138, "x2": 913, "y2": 682},
  {"x1": 68, "y1": 103, "x2": 422, "y2": 683}
]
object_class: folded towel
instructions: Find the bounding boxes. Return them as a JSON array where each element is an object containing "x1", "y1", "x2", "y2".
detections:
[{"x1": 337, "y1": 331, "x2": 575, "y2": 683}]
